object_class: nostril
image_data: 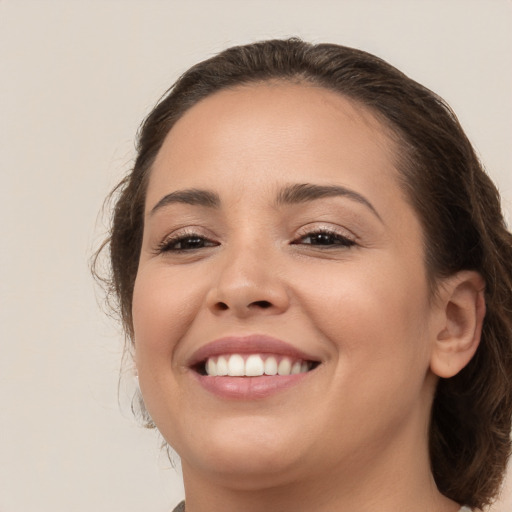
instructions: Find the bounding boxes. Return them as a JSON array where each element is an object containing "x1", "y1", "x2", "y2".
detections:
[
  {"x1": 211, "y1": 300, "x2": 274, "y2": 313},
  {"x1": 250, "y1": 300, "x2": 272, "y2": 309}
]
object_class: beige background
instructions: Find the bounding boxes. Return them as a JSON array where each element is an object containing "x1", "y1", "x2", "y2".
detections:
[{"x1": 1, "y1": 1, "x2": 511, "y2": 511}]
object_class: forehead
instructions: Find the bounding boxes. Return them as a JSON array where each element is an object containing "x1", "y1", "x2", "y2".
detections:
[{"x1": 147, "y1": 82, "x2": 402, "y2": 210}]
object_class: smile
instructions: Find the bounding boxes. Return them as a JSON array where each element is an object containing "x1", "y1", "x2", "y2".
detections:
[
  {"x1": 203, "y1": 354, "x2": 315, "y2": 377},
  {"x1": 188, "y1": 335, "x2": 321, "y2": 399}
]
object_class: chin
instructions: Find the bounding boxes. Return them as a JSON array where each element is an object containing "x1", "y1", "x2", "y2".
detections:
[{"x1": 176, "y1": 416, "x2": 309, "y2": 488}]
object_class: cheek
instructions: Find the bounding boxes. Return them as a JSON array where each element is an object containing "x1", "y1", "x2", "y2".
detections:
[
  {"x1": 293, "y1": 255, "x2": 432, "y2": 370},
  {"x1": 132, "y1": 266, "x2": 204, "y2": 365},
  {"x1": 267, "y1": 259, "x2": 436, "y2": 461}
]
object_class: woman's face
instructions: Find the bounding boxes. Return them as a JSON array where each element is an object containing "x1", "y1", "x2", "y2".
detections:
[{"x1": 132, "y1": 83, "x2": 441, "y2": 488}]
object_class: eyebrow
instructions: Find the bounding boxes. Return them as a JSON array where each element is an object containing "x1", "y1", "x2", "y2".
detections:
[
  {"x1": 149, "y1": 183, "x2": 382, "y2": 222},
  {"x1": 149, "y1": 188, "x2": 220, "y2": 216},
  {"x1": 275, "y1": 183, "x2": 382, "y2": 222}
]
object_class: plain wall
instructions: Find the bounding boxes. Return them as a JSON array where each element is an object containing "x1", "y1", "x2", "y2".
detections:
[{"x1": 1, "y1": 1, "x2": 511, "y2": 511}]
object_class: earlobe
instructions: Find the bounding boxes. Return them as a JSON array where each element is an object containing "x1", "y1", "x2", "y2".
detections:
[{"x1": 430, "y1": 271, "x2": 486, "y2": 379}]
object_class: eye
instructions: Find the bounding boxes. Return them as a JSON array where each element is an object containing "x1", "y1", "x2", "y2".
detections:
[
  {"x1": 158, "y1": 233, "x2": 218, "y2": 253},
  {"x1": 293, "y1": 229, "x2": 356, "y2": 248}
]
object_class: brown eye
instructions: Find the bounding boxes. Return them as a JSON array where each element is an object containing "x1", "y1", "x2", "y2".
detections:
[
  {"x1": 296, "y1": 230, "x2": 356, "y2": 248},
  {"x1": 159, "y1": 235, "x2": 218, "y2": 252}
]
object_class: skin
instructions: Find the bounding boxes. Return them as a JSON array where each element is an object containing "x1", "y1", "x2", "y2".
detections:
[{"x1": 132, "y1": 83, "x2": 483, "y2": 512}]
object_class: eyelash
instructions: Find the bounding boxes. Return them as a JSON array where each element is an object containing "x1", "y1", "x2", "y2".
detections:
[
  {"x1": 156, "y1": 231, "x2": 218, "y2": 253},
  {"x1": 156, "y1": 227, "x2": 356, "y2": 254},
  {"x1": 292, "y1": 228, "x2": 356, "y2": 248}
]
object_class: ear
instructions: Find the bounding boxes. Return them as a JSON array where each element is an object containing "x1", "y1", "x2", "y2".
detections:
[{"x1": 430, "y1": 271, "x2": 486, "y2": 379}]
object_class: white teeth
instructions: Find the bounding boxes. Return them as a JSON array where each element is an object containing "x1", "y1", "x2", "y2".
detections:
[
  {"x1": 206, "y1": 358, "x2": 217, "y2": 376},
  {"x1": 264, "y1": 356, "x2": 278, "y2": 376},
  {"x1": 277, "y1": 358, "x2": 292, "y2": 375},
  {"x1": 245, "y1": 355, "x2": 265, "y2": 376},
  {"x1": 227, "y1": 354, "x2": 245, "y2": 376},
  {"x1": 204, "y1": 354, "x2": 313, "y2": 377},
  {"x1": 217, "y1": 355, "x2": 228, "y2": 376},
  {"x1": 291, "y1": 361, "x2": 302, "y2": 374}
]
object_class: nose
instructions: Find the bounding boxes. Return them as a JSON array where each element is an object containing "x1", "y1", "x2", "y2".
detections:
[{"x1": 205, "y1": 245, "x2": 290, "y2": 318}]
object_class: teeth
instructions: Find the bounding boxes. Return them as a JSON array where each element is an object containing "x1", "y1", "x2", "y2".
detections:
[
  {"x1": 291, "y1": 361, "x2": 302, "y2": 374},
  {"x1": 206, "y1": 358, "x2": 217, "y2": 376},
  {"x1": 277, "y1": 358, "x2": 291, "y2": 375},
  {"x1": 217, "y1": 355, "x2": 228, "y2": 376},
  {"x1": 245, "y1": 354, "x2": 264, "y2": 376},
  {"x1": 204, "y1": 354, "x2": 312, "y2": 377},
  {"x1": 227, "y1": 354, "x2": 245, "y2": 376},
  {"x1": 264, "y1": 356, "x2": 278, "y2": 376}
]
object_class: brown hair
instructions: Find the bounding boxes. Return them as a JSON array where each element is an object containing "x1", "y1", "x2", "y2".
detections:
[{"x1": 94, "y1": 38, "x2": 512, "y2": 509}]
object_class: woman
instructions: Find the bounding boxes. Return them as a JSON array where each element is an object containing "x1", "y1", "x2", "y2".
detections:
[{"x1": 97, "y1": 39, "x2": 512, "y2": 511}]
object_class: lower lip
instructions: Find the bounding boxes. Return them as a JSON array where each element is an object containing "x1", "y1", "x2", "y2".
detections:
[{"x1": 192, "y1": 372, "x2": 310, "y2": 399}]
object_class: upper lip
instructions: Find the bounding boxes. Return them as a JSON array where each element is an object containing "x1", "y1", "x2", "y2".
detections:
[{"x1": 187, "y1": 334, "x2": 321, "y2": 368}]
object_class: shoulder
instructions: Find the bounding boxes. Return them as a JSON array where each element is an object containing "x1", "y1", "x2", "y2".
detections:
[{"x1": 172, "y1": 501, "x2": 185, "y2": 512}]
